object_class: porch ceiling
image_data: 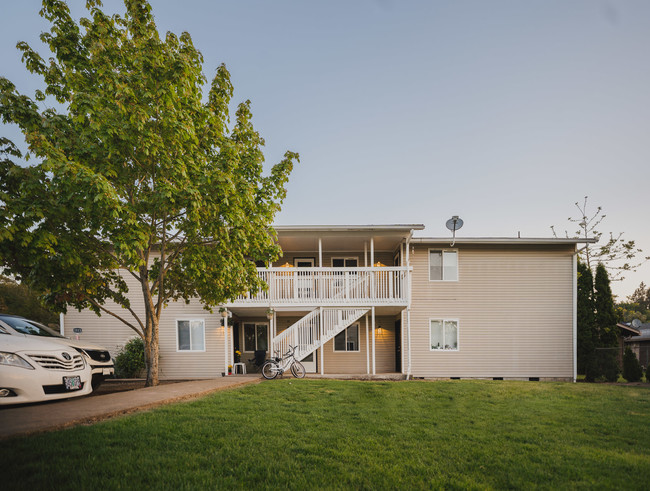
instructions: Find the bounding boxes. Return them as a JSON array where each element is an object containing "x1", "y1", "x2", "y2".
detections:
[{"x1": 274, "y1": 225, "x2": 424, "y2": 252}]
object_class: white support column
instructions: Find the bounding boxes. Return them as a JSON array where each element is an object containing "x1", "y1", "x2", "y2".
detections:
[
  {"x1": 223, "y1": 313, "x2": 229, "y2": 375},
  {"x1": 59, "y1": 312, "x2": 65, "y2": 336},
  {"x1": 407, "y1": 308, "x2": 412, "y2": 380},
  {"x1": 371, "y1": 306, "x2": 376, "y2": 375},
  {"x1": 365, "y1": 314, "x2": 370, "y2": 375},
  {"x1": 318, "y1": 238, "x2": 323, "y2": 268},
  {"x1": 364, "y1": 242, "x2": 368, "y2": 267},
  {"x1": 320, "y1": 307, "x2": 325, "y2": 375},
  {"x1": 370, "y1": 237, "x2": 374, "y2": 266},
  {"x1": 269, "y1": 311, "x2": 275, "y2": 358},
  {"x1": 229, "y1": 323, "x2": 234, "y2": 371}
]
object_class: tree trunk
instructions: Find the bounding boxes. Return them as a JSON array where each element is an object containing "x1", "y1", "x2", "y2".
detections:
[
  {"x1": 144, "y1": 313, "x2": 159, "y2": 387},
  {"x1": 140, "y1": 266, "x2": 160, "y2": 387}
]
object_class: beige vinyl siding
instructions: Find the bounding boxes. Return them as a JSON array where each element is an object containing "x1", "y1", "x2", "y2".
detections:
[
  {"x1": 64, "y1": 267, "x2": 226, "y2": 380},
  {"x1": 409, "y1": 244, "x2": 574, "y2": 379}
]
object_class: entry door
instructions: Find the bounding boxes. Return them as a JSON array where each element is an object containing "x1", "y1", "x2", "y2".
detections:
[
  {"x1": 301, "y1": 351, "x2": 317, "y2": 373},
  {"x1": 294, "y1": 258, "x2": 314, "y2": 298}
]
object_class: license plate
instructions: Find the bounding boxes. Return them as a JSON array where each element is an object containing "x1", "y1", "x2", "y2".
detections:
[
  {"x1": 102, "y1": 368, "x2": 113, "y2": 375},
  {"x1": 63, "y1": 376, "x2": 82, "y2": 391}
]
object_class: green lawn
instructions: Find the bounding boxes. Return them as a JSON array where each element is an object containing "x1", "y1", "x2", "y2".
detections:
[{"x1": 4, "y1": 380, "x2": 650, "y2": 489}]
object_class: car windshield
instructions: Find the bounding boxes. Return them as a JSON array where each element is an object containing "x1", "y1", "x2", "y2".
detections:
[{"x1": 0, "y1": 316, "x2": 63, "y2": 338}]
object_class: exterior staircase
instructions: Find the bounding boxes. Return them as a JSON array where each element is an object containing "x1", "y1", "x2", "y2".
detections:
[{"x1": 272, "y1": 307, "x2": 369, "y2": 363}]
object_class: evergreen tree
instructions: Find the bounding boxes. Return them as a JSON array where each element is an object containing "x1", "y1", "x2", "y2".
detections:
[
  {"x1": 577, "y1": 261, "x2": 597, "y2": 381},
  {"x1": 593, "y1": 263, "x2": 619, "y2": 381},
  {"x1": 622, "y1": 347, "x2": 643, "y2": 382}
]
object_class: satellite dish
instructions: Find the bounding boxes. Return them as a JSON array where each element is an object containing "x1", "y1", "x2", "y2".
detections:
[
  {"x1": 446, "y1": 216, "x2": 464, "y2": 232},
  {"x1": 446, "y1": 216, "x2": 463, "y2": 246},
  {"x1": 632, "y1": 319, "x2": 642, "y2": 329}
]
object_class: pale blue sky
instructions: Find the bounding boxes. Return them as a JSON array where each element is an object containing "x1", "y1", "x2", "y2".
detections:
[{"x1": 1, "y1": 1, "x2": 649, "y2": 297}]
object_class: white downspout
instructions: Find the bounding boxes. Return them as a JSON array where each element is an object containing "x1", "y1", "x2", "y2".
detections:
[
  {"x1": 366, "y1": 314, "x2": 370, "y2": 375},
  {"x1": 371, "y1": 306, "x2": 376, "y2": 375},
  {"x1": 572, "y1": 252, "x2": 578, "y2": 383},
  {"x1": 405, "y1": 230, "x2": 413, "y2": 380}
]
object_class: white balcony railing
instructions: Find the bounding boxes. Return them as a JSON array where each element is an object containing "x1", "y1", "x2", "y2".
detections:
[{"x1": 228, "y1": 266, "x2": 409, "y2": 306}]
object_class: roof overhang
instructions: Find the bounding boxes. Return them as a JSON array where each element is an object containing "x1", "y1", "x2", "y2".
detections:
[
  {"x1": 411, "y1": 237, "x2": 598, "y2": 246},
  {"x1": 274, "y1": 224, "x2": 424, "y2": 252},
  {"x1": 617, "y1": 323, "x2": 641, "y2": 336}
]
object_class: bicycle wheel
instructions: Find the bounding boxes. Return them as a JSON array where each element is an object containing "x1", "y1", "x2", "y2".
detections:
[
  {"x1": 290, "y1": 361, "x2": 306, "y2": 379},
  {"x1": 262, "y1": 360, "x2": 279, "y2": 380}
]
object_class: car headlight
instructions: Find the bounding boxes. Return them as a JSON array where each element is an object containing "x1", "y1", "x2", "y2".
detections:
[{"x1": 0, "y1": 351, "x2": 35, "y2": 370}]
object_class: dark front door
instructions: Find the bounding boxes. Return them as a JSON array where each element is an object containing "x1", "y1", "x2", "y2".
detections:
[{"x1": 395, "y1": 319, "x2": 401, "y2": 372}]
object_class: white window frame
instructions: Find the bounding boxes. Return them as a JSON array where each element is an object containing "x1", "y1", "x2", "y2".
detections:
[
  {"x1": 331, "y1": 257, "x2": 359, "y2": 267},
  {"x1": 429, "y1": 318, "x2": 459, "y2": 351},
  {"x1": 333, "y1": 323, "x2": 361, "y2": 352},
  {"x1": 242, "y1": 322, "x2": 269, "y2": 353},
  {"x1": 428, "y1": 248, "x2": 459, "y2": 282},
  {"x1": 176, "y1": 318, "x2": 206, "y2": 352}
]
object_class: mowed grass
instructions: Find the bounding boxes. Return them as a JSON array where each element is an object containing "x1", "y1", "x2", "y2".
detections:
[{"x1": 3, "y1": 380, "x2": 650, "y2": 490}]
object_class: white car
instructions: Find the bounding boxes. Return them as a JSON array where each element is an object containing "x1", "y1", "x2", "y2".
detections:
[
  {"x1": 0, "y1": 330, "x2": 93, "y2": 404},
  {"x1": 0, "y1": 315, "x2": 115, "y2": 389}
]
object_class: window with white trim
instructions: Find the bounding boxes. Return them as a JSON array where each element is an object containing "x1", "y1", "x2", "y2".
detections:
[
  {"x1": 332, "y1": 257, "x2": 358, "y2": 267},
  {"x1": 334, "y1": 323, "x2": 360, "y2": 352},
  {"x1": 177, "y1": 319, "x2": 205, "y2": 351},
  {"x1": 430, "y1": 319, "x2": 458, "y2": 351},
  {"x1": 429, "y1": 250, "x2": 458, "y2": 281},
  {"x1": 243, "y1": 323, "x2": 268, "y2": 352}
]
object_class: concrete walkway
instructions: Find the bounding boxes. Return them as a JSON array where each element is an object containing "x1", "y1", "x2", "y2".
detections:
[{"x1": 0, "y1": 375, "x2": 260, "y2": 440}]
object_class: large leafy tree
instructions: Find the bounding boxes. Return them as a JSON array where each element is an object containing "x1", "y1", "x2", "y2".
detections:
[{"x1": 0, "y1": 0, "x2": 298, "y2": 385}]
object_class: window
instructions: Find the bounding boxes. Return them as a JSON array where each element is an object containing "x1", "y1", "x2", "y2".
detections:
[
  {"x1": 332, "y1": 257, "x2": 358, "y2": 267},
  {"x1": 243, "y1": 323, "x2": 268, "y2": 352},
  {"x1": 177, "y1": 319, "x2": 205, "y2": 351},
  {"x1": 430, "y1": 319, "x2": 458, "y2": 351},
  {"x1": 334, "y1": 324, "x2": 360, "y2": 352},
  {"x1": 429, "y1": 250, "x2": 458, "y2": 281}
]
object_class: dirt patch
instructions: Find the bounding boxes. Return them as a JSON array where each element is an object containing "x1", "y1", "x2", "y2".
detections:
[{"x1": 90, "y1": 379, "x2": 190, "y2": 396}]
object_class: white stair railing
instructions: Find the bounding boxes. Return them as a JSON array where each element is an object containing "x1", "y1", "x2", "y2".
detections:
[{"x1": 272, "y1": 307, "x2": 369, "y2": 363}]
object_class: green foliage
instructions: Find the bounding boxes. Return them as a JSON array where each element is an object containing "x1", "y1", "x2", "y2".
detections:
[
  {"x1": 646, "y1": 363, "x2": 649, "y2": 382},
  {"x1": 622, "y1": 347, "x2": 643, "y2": 382},
  {"x1": 114, "y1": 337, "x2": 145, "y2": 379},
  {"x1": 627, "y1": 281, "x2": 650, "y2": 311},
  {"x1": 0, "y1": 275, "x2": 58, "y2": 325},
  {"x1": 552, "y1": 197, "x2": 649, "y2": 281},
  {"x1": 577, "y1": 261, "x2": 597, "y2": 380},
  {"x1": 0, "y1": 1, "x2": 297, "y2": 385},
  {"x1": 2, "y1": 380, "x2": 650, "y2": 489},
  {"x1": 592, "y1": 264, "x2": 619, "y2": 381}
]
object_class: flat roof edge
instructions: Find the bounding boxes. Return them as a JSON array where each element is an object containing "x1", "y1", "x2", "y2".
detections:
[
  {"x1": 274, "y1": 224, "x2": 425, "y2": 232},
  {"x1": 412, "y1": 237, "x2": 597, "y2": 245}
]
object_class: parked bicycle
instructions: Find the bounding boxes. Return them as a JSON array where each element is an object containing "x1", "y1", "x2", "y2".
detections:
[{"x1": 262, "y1": 345, "x2": 306, "y2": 380}]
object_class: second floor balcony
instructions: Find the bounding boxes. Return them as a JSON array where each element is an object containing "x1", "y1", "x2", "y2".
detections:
[{"x1": 227, "y1": 266, "x2": 410, "y2": 307}]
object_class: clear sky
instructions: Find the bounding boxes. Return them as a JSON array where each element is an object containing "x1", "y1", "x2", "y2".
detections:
[{"x1": 1, "y1": 1, "x2": 649, "y2": 298}]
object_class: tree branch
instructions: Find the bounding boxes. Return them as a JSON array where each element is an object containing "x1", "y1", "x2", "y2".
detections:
[{"x1": 85, "y1": 297, "x2": 144, "y2": 338}]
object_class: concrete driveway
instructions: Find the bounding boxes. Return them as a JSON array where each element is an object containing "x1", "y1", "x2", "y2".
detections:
[{"x1": 0, "y1": 375, "x2": 260, "y2": 440}]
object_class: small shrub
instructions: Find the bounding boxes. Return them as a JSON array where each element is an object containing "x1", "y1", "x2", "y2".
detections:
[
  {"x1": 114, "y1": 337, "x2": 146, "y2": 378},
  {"x1": 595, "y1": 350, "x2": 619, "y2": 382},
  {"x1": 622, "y1": 347, "x2": 643, "y2": 382},
  {"x1": 646, "y1": 364, "x2": 649, "y2": 383}
]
